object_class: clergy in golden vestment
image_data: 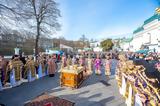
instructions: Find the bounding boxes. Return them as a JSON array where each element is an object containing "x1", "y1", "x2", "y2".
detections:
[
  {"x1": 25, "y1": 56, "x2": 36, "y2": 78},
  {"x1": 11, "y1": 55, "x2": 24, "y2": 81},
  {"x1": 37, "y1": 55, "x2": 46, "y2": 77}
]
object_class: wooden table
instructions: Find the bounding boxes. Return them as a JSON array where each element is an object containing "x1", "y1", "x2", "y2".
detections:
[{"x1": 60, "y1": 67, "x2": 84, "y2": 88}]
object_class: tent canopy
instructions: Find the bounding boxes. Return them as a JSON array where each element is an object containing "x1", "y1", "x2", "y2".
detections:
[
  {"x1": 84, "y1": 48, "x2": 92, "y2": 51},
  {"x1": 136, "y1": 49, "x2": 149, "y2": 54},
  {"x1": 46, "y1": 50, "x2": 60, "y2": 55},
  {"x1": 93, "y1": 47, "x2": 103, "y2": 52}
]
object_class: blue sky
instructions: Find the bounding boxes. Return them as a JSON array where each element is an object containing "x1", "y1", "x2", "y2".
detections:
[{"x1": 56, "y1": 0, "x2": 159, "y2": 40}]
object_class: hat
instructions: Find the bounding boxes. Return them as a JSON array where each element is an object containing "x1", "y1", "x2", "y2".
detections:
[
  {"x1": 28, "y1": 55, "x2": 33, "y2": 59},
  {"x1": 14, "y1": 55, "x2": 19, "y2": 59},
  {"x1": 14, "y1": 55, "x2": 19, "y2": 57},
  {"x1": 127, "y1": 60, "x2": 135, "y2": 69},
  {"x1": 118, "y1": 54, "x2": 126, "y2": 61}
]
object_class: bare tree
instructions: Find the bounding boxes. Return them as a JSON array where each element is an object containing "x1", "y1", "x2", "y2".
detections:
[
  {"x1": 0, "y1": 0, "x2": 61, "y2": 56},
  {"x1": 16, "y1": 0, "x2": 61, "y2": 55},
  {"x1": 0, "y1": 0, "x2": 17, "y2": 32},
  {"x1": 79, "y1": 34, "x2": 89, "y2": 48}
]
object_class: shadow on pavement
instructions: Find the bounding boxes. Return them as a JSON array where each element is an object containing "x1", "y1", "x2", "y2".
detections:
[
  {"x1": 88, "y1": 93, "x2": 102, "y2": 99},
  {"x1": 77, "y1": 90, "x2": 90, "y2": 95},
  {"x1": 56, "y1": 90, "x2": 115, "y2": 106},
  {"x1": 80, "y1": 59, "x2": 117, "y2": 88},
  {"x1": 0, "y1": 72, "x2": 61, "y2": 106},
  {"x1": 88, "y1": 96, "x2": 115, "y2": 106},
  {"x1": 99, "y1": 80, "x2": 111, "y2": 86},
  {"x1": 0, "y1": 59, "x2": 118, "y2": 106},
  {"x1": 47, "y1": 87, "x2": 65, "y2": 93}
]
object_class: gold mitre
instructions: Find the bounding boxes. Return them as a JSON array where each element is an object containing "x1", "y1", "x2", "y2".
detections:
[
  {"x1": 118, "y1": 54, "x2": 126, "y2": 61},
  {"x1": 28, "y1": 55, "x2": 33, "y2": 60},
  {"x1": 126, "y1": 60, "x2": 135, "y2": 69},
  {"x1": 156, "y1": 7, "x2": 160, "y2": 14}
]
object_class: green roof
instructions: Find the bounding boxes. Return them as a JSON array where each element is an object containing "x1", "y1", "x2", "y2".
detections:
[
  {"x1": 133, "y1": 13, "x2": 160, "y2": 34},
  {"x1": 120, "y1": 37, "x2": 133, "y2": 43},
  {"x1": 144, "y1": 14, "x2": 160, "y2": 25},
  {"x1": 133, "y1": 27, "x2": 144, "y2": 34}
]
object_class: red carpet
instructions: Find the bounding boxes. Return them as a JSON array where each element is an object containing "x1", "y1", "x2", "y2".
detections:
[{"x1": 24, "y1": 93, "x2": 75, "y2": 106}]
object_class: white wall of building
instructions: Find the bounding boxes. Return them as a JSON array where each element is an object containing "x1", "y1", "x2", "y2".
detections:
[
  {"x1": 130, "y1": 19, "x2": 160, "y2": 52},
  {"x1": 120, "y1": 42, "x2": 130, "y2": 51},
  {"x1": 90, "y1": 41, "x2": 103, "y2": 52},
  {"x1": 90, "y1": 42, "x2": 101, "y2": 48},
  {"x1": 60, "y1": 44, "x2": 73, "y2": 52}
]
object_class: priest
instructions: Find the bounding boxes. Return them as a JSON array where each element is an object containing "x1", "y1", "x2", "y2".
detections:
[
  {"x1": 48, "y1": 55, "x2": 56, "y2": 77},
  {"x1": 94, "y1": 54, "x2": 101, "y2": 75},
  {"x1": 25, "y1": 55, "x2": 36, "y2": 82}
]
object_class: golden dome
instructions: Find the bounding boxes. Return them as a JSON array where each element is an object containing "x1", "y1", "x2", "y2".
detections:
[{"x1": 156, "y1": 7, "x2": 160, "y2": 14}]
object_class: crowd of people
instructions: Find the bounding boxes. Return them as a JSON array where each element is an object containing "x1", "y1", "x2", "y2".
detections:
[
  {"x1": 126, "y1": 52, "x2": 160, "y2": 73},
  {"x1": 0, "y1": 53, "x2": 58, "y2": 90},
  {"x1": 1, "y1": 50, "x2": 159, "y2": 92},
  {"x1": 1, "y1": 49, "x2": 160, "y2": 106},
  {"x1": 61, "y1": 52, "x2": 116, "y2": 81},
  {"x1": 116, "y1": 52, "x2": 160, "y2": 105},
  {"x1": 0, "y1": 51, "x2": 116, "y2": 90}
]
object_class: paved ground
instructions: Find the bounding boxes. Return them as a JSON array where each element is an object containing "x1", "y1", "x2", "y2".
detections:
[{"x1": 0, "y1": 59, "x2": 126, "y2": 106}]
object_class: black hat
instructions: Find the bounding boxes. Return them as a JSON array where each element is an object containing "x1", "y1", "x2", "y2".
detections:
[{"x1": 14, "y1": 55, "x2": 19, "y2": 57}]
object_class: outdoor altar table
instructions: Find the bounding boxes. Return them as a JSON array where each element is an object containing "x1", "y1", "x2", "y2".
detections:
[{"x1": 60, "y1": 66, "x2": 84, "y2": 88}]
